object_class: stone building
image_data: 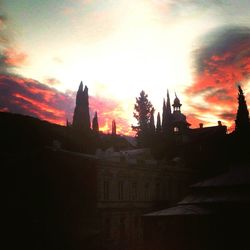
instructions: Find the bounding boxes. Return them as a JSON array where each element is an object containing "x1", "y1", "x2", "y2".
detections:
[{"x1": 95, "y1": 149, "x2": 201, "y2": 250}]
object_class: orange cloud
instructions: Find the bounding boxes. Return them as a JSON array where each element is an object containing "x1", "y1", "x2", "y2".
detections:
[{"x1": 186, "y1": 27, "x2": 250, "y2": 130}]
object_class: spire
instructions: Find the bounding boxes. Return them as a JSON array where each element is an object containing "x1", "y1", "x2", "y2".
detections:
[
  {"x1": 235, "y1": 84, "x2": 250, "y2": 133},
  {"x1": 112, "y1": 120, "x2": 116, "y2": 135},
  {"x1": 92, "y1": 111, "x2": 99, "y2": 133}
]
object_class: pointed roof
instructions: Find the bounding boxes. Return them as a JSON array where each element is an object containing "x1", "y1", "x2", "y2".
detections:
[{"x1": 173, "y1": 92, "x2": 181, "y2": 107}]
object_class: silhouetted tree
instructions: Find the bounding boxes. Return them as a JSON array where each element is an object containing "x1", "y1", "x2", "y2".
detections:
[
  {"x1": 162, "y1": 90, "x2": 172, "y2": 134},
  {"x1": 132, "y1": 90, "x2": 154, "y2": 146},
  {"x1": 156, "y1": 112, "x2": 161, "y2": 134},
  {"x1": 92, "y1": 111, "x2": 99, "y2": 133},
  {"x1": 149, "y1": 108, "x2": 155, "y2": 133},
  {"x1": 235, "y1": 85, "x2": 250, "y2": 133},
  {"x1": 112, "y1": 120, "x2": 116, "y2": 135},
  {"x1": 72, "y1": 82, "x2": 90, "y2": 131}
]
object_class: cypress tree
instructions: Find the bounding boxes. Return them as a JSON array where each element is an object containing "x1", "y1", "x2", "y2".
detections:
[
  {"x1": 156, "y1": 112, "x2": 161, "y2": 134},
  {"x1": 112, "y1": 120, "x2": 116, "y2": 135},
  {"x1": 92, "y1": 111, "x2": 99, "y2": 133},
  {"x1": 235, "y1": 85, "x2": 250, "y2": 133}
]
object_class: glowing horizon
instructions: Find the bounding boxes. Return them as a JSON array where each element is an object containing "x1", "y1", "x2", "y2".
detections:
[{"x1": 1, "y1": 0, "x2": 250, "y2": 135}]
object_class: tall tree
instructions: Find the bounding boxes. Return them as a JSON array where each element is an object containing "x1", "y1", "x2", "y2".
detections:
[
  {"x1": 92, "y1": 111, "x2": 99, "y2": 133},
  {"x1": 235, "y1": 85, "x2": 250, "y2": 133},
  {"x1": 132, "y1": 90, "x2": 154, "y2": 146},
  {"x1": 112, "y1": 120, "x2": 116, "y2": 135},
  {"x1": 156, "y1": 112, "x2": 161, "y2": 134},
  {"x1": 149, "y1": 108, "x2": 155, "y2": 133},
  {"x1": 72, "y1": 82, "x2": 90, "y2": 131}
]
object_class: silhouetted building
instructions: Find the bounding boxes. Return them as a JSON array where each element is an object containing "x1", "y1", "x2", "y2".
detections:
[
  {"x1": 95, "y1": 148, "x2": 201, "y2": 250},
  {"x1": 144, "y1": 163, "x2": 250, "y2": 250},
  {"x1": 154, "y1": 91, "x2": 228, "y2": 169},
  {"x1": 143, "y1": 85, "x2": 250, "y2": 250}
]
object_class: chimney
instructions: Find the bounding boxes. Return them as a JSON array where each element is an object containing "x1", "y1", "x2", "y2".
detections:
[
  {"x1": 199, "y1": 123, "x2": 203, "y2": 128},
  {"x1": 218, "y1": 121, "x2": 222, "y2": 126}
]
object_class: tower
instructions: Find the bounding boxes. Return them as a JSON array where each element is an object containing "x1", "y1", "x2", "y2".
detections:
[
  {"x1": 72, "y1": 81, "x2": 91, "y2": 131},
  {"x1": 171, "y1": 93, "x2": 190, "y2": 133},
  {"x1": 172, "y1": 92, "x2": 182, "y2": 113}
]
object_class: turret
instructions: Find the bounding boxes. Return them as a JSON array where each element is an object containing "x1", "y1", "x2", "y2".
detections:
[{"x1": 172, "y1": 92, "x2": 182, "y2": 112}]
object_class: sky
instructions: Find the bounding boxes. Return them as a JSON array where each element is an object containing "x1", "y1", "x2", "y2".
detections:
[{"x1": 0, "y1": 0, "x2": 250, "y2": 134}]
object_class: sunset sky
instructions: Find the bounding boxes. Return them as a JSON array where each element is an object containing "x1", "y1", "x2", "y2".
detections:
[{"x1": 1, "y1": 0, "x2": 250, "y2": 134}]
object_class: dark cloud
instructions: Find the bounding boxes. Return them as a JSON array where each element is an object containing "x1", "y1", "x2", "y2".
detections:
[
  {"x1": 186, "y1": 26, "x2": 250, "y2": 129},
  {"x1": 218, "y1": 112, "x2": 235, "y2": 120},
  {"x1": 0, "y1": 74, "x2": 75, "y2": 124},
  {"x1": 194, "y1": 26, "x2": 250, "y2": 74}
]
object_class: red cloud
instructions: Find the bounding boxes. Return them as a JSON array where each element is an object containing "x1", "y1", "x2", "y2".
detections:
[
  {"x1": 90, "y1": 96, "x2": 132, "y2": 135},
  {"x1": 0, "y1": 74, "x2": 73, "y2": 125},
  {"x1": 186, "y1": 28, "x2": 250, "y2": 130},
  {"x1": 0, "y1": 74, "x2": 132, "y2": 135}
]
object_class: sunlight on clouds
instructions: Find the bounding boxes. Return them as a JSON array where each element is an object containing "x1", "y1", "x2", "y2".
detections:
[{"x1": 11, "y1": 0, "x2": 221, "y2": 129}]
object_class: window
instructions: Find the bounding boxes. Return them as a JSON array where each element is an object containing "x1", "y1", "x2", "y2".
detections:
[
  {"x1": 104, "y1": 180, "x2": 109, "y2": 200},
  {"x1": 174, "y1": 126, "x2": 179, "y2": 133},
  {"x1": 118, "y1": 181, "x2": 124, "y2": 200}
]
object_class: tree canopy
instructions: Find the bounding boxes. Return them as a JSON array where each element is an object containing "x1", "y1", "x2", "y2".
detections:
[{"x1": 132, "y1": 90, "x2": 154, "y2": 146}]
